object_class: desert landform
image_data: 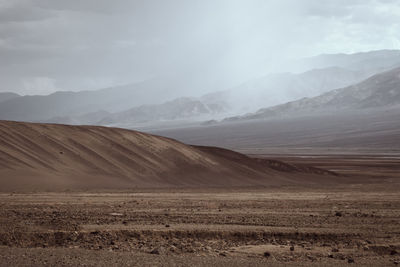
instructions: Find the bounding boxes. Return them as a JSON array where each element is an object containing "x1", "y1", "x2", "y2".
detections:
[{"x1": 0, "y1": 120, "x2": 399, "y2": 266}]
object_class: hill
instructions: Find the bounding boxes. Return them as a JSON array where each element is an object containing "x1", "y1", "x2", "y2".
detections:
[{"x1": 0, "y1": 121, "x2": 341, "y2": 191}]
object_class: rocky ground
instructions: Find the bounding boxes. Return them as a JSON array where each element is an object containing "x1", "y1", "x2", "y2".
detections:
[{"x1": 0, "y1": 184, "x2": 399, "y2": 266}]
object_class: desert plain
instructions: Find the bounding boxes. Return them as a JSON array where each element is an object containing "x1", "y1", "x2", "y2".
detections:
[{"x1": 1, "y1": 153, "x2": 399, "y2": 267}]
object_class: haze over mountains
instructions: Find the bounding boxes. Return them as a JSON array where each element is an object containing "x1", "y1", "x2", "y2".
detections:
[
  {"x1": 287, "y1": 50, "x2": 400, "y2": 73},
  {"x1": 0, "y1": 79, "x2": 193, "y2": 122},
  {"x1": 221, "y1": 66, "x2": 370, "y2": 113},
  {"x1": 226, "y1": 66, "x2": 400, "y2": 122},
  {"x1": 1, "y1": 50, "x2": 400, "y2": 128},
  {"x1": 153, "y1": 62, "x2": 400, "y2": 154},
  {"x1": 0, "y1": 92, "x2": 20, "y2": 103},
  {"x1": 45, "y1": 96, "x2": 229, "y2": 127}
]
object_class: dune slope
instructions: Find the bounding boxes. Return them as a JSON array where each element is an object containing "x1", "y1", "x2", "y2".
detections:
[{"x1": 0, "y1": 121, "x2": 338, "y2": 191}]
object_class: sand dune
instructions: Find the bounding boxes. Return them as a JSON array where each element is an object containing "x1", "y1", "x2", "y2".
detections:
[{"x1": 0, "y1": 121, "x2": 341, "y2": 191}]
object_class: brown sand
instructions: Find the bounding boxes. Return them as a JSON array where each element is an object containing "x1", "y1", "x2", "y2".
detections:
[{"x1": 0, "y1": 120, "x2": 344, "y2": 192}]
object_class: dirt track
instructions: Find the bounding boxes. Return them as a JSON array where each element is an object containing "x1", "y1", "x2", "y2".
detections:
[{"x1": 1, "y1": 184, "x2": 399, "y2": 266}]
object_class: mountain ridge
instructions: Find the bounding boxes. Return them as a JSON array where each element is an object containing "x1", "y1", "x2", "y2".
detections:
[{"x1": 224, "y1": 67, "x2": 400, "y2": 122}]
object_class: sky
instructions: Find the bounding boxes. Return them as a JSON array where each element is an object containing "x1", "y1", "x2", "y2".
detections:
[{"x1": 0, "y1": 0, "x2": 400, "y2": 95}]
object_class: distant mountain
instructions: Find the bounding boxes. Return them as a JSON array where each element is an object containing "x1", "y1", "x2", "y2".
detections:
[
  {"x1": 221, "y1": 50, "x2": 400, "y2": 113},
  {"x1": 2, "y1": 50, "x2": 399, "y2": 124},
  {"x1": 224, "y1": 66, "x2": 371, "y2": 113},
  {"x1": 0, "y1": 79, "x2": 191, "y2": 122},
  {"x1": 46, "y1": 97, "x2": 229, "y2": 126},
  {"x1": 225, "y1": 67, "x2": 400, "y2": 122},
  {"x1": 43, "y1": 110, "x2": 112, "y2": 125},
  {"x1": 101, "y1": 97, "x2": 228, "y2": 125},
  {"x1": 289, "y1": 49, "x2": 400, "y2": 74},
  {"x1": 0, "y1": 92, "x2": 20, "y2": 103},
  {"x1": 152, "y1": 66, "x2": 400, "y2": 154}
]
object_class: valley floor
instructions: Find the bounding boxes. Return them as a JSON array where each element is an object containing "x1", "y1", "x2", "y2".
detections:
[
  {"x1": 0, "y1": 155, "x2": 399, "y2": 266},
  {"x1": 0, "y1": 187, "x2": 399, "y2": 266}
]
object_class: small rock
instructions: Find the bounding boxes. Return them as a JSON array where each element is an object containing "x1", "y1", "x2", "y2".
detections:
[
  {"x1": 348, "y1": 258, "x2": 354, "y2": 263},
  {"x1": 307, "y1": 255, "x2": 316, "y2": 261},
  {"x1": 219, "y1": 252, "x2": 227, "y2": 257},
  {"x1": 165, "y1": 224, "x2": 170, "y2": 228},
  {"x1": 264, "y1": 251, "x2": 271, "y2": 257},
  {"x1": 109, "y1": 213, "x2": 123, "y2": 216},
  {"x1": 186, "y1": 247, "x2": 195, "y2": 253},
  {"x1": 335, "y1": 211, "x2": 342, "y2": 217},
  {"x1": 150, "y1": 248, "x2": 162, "y2": 255},
  {"x1": 393, "y1": 260, "x2": 399, "y2": 265},
  {"x1": 290, "y1": 246, "x2": 295, "y2": 251},
  {"x1": 391, "y1": 250, "x2": 398, "y2": 255},
  {"x1": 332, "y1": 248, "x2": 339, "y2": 253}
]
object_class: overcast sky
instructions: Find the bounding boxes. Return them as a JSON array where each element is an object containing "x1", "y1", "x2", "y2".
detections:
[{"x1": 1, "y1": 0, "x2": 400, "y2": 95}]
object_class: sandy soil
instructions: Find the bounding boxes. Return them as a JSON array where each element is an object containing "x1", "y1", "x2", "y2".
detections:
[
  {"x1": 0, "y1": 120, "x2": 347, "y2": 191},
  {"x1": 1, "y1": 121, "x2": 399, "y2": 266},
  {"x1": 1, "y1": 182, "x2": 399, "y2": 266}
]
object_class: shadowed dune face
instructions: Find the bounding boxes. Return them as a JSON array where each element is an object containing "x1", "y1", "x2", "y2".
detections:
[{"x1": 0, "y1": 121, "x2": 343, "y2": 191}]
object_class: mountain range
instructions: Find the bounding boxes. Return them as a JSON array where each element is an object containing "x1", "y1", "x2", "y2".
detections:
[
  {"x1": 225, "y1": 67, "x2": 400, "y2": 122},
  {"x1": 1, "y1": 50, "x2": 400, "y2": 127},
  {"x1": 44, "y1": 96, "x2": 229, "y2": 127},
  {"x1": 0, "y1": 78, "x2": 194, "y2": 122},
  {"x1": 153, "y1": 66, "x2": 400, "y2": 154},
  {"x1": 289, "y1": 49, "x2": 400, "y2": 73}
]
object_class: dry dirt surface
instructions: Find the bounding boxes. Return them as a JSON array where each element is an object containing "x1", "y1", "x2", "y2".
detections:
[
  {"x1": 0, "y1": 184, "x2": 400, "y2": 267},
  {"x1": 1, "y1": 121, "x2": 400, "y2": 266},
  {"x1": 0, "y1": 120, "x2": 346, "y2": 191}
]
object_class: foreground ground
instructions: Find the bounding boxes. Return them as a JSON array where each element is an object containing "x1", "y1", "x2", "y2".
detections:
[
  {"x1": 1, "y1": 155, "x2": 399, "y2": 266},
  {"x1": 0, "y1": 187, "x2": 399, "y2": 266}
]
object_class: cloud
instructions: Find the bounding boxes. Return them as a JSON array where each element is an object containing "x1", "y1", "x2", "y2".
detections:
[
  {"x1": 22, "y1": 76, "x2": 60, "y2": 95},
  {"x1": 0, "y1": 0, "x2": 399, "y2": 95}
]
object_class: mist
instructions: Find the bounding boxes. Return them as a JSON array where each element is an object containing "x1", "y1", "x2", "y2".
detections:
[{"x1": 1, "y1": 0, "x2": 399, "y2": 97}]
